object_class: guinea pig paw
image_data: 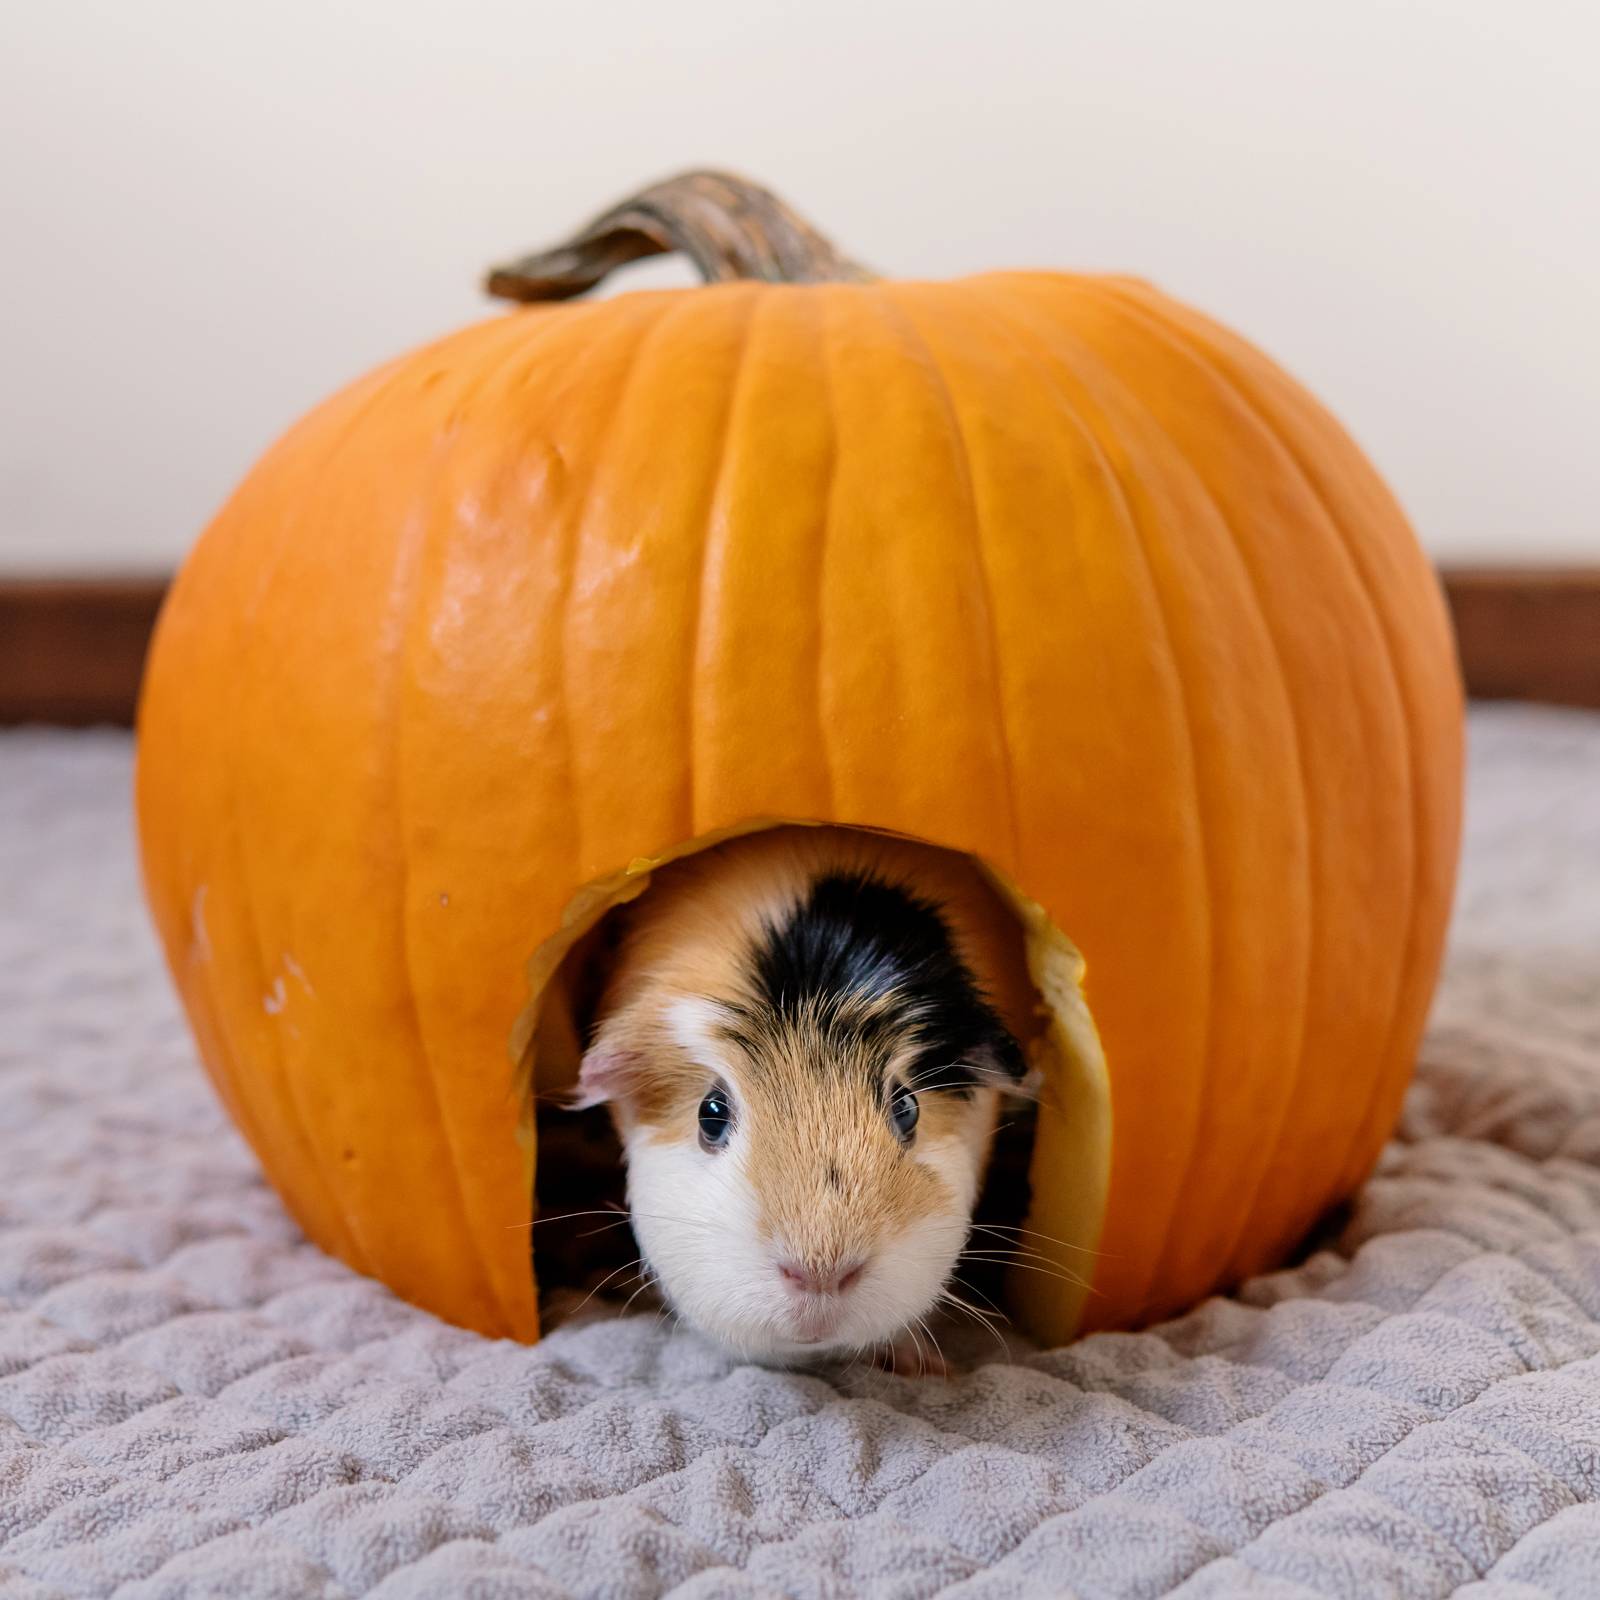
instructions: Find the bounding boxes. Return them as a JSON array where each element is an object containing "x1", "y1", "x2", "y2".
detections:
[{"x1": 876, "y1": 1332, "x2": 950, "y2": 1379}]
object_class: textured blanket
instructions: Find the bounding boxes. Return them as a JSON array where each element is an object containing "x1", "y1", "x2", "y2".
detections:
[{"x1": 2, "y1": 706, "x2": 1598, "y2": 1599}]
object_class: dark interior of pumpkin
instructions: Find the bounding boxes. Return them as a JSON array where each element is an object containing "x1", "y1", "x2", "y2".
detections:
[{"x1": 526, "y1": 828, "x2": 1046, "y2": 1350}]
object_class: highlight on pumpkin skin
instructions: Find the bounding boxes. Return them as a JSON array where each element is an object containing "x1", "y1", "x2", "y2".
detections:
[{"x1": 519, "y1": 823, "x2": 1111, "y2": 1366}]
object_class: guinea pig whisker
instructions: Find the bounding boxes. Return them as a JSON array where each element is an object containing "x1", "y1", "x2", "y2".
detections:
[
  {"x1": 906, "y1": 1077, "x2": 1013, "y2": 1098},
  {"x1": 836, "y1": 1340, "x2": 872, "y2": 1381},
  {"x1": 509, "y1": 1207, "x2": 721, "y2": 1236},
  {"x1": 938, "y1": 1288, "x2": 1009, "y2": 1355},
  {"x1": 902, "y1": 1320, "x2": 927, "y2": 1373},
  {"x1": 893, "y1": 1312, "x2": 946, "y2": 1377},
  {"x1": 568, "y1": 1255, "x2": 647, "y2": 1319},
  {"x1": 915, "y1": 1076, "x2": 1050, "y2": 1106},
  {"x1": 577, "y1": 1218, "x2": 637, "y2": 1238},
  {"x1": 958, "y1": 1244, "x2": 1093, "y2": 1282},
  {"x1": 626, "y1": 1212, "x2": 723, "y2": 1236},
  {"x1": 960, "y1": 1243, "x2": 1073, "y2": 1270},
  {"x1": 957, "y1": 1253, "x2": 1093, "y2": 1293},
  {"x1": 946, "y1": 1276, "x2": 1010, "y2": 1324},
  {"x1": 619, "y1": 1270, "x2": 659, "y2": 1318},
  {"x1": 966, "y1": 1221, "x2": 1113, "y2": 1260},
  {"x1": 943, "y1": 1296, "x2": 1007, "y2": 1348},
  {"x1": 511, "y1": 1208, "x2": 629, "y2": 1230},
  {"x1": 960, "y1": 1240, "x2": 1072, "y2": 1264}
]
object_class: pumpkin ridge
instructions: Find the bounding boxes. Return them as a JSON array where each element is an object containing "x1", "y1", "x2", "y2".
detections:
[
  {"x1": 138, "y1": 570, "x2": 281, "y2": 1238},
  {"x1": 500, "y1": 290, "x2": 627, "y2": 404},
  {"x1": 1119, "y1": 289, "x2": 1442, "y2": 1217},
  {"x1": 879, "y1": 282, "x2": 1024, "y2": 871},
  {"x1": 815, "y1": 287, "x2": 913, "y2": 822},
  {"x1": 563, "y1": 293, "x2": 696, "y2": 876},
  {"x1": 198, "y1": 666, "x2": 366, "y2": 1265},
  {"x1": 1061, "y1": 281, "x2": 1321, "y2": 1298},
  {"x1": 1008, "y1": 302, "x2": 1265, "y2": 1324},
  {"x1": 219, "y1": 778, "x2": 364, "y2": 1254},
  {"x1": 210, "y1": 360, "x2": 433, "y2": 1275},
  {"x1": 389, "y1": 409, "x2": 518, "y2": 1328},
  {"x1": 687, "y1": 285, "x2": 766, "y2": 836},
  {"x1": 681, "y1": 283, "x2": 839, "y2": 823},
  {"x1": 1168, "y1": 322, "x2": 1451, "y2": 1208},
  {"x1": 974, "y1": 277, "x2": 1221, "y2": 1326},
  {"x1": 512, "y1": 293, "x2": 677, "y2": 1223},
  {"x1": 404, "y1": 318, "x2": 616, "y2": 1332},
  {"x1": 542, "y1": 297, "x2": 672, "y2": 893},
  {"x1": 825, "y1": 288, "x2": 902, "y2": 812},
  {"x1": 1248, "y1": 388, "x2": 1434, "y2": 1212},
  {"x1": 1081, "y1": 281, "x2": 1414, "y2": 1278},
  {"x1": 485, "y1": 298, "x2": 656, "y2": 1013},
  {"x1": 809, "y1": 291, "x2": 840, "y2": 818}
]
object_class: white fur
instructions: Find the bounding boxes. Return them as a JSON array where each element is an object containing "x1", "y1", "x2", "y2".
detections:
[
  {"x1": 664, "y1": 995, "x2": 732, "y2": 1065},
  {"x1": 622, "y1": 1080, "x2": 999, "y2": 1364}
]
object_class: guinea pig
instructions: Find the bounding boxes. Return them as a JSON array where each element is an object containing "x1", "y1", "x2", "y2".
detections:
[{"x1": 574, "y1": 825, "x2": 1040, "y2": 1369}]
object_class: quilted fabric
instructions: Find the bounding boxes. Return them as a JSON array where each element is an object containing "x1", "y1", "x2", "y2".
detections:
[{"x1": 2, "y1": 705, "x2": 1598, "y2": 1600}]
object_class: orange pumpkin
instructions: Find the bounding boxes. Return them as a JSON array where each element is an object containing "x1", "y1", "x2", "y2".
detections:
[{"x1": 136, "y1": 171, "x2": 1463, "y2": 1346}]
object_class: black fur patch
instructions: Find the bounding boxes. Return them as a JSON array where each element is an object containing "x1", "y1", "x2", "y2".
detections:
[{"x1": 733, "y1": 871, "x2": 1024, "y2": 1092}]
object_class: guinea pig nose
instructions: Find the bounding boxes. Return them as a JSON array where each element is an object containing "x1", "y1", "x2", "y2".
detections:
[
  {"x1": 835, "y1": 1259, "x2": 865, "y2": 1292},
  {"x1": 777, "y1": 1258, "x2": 867, "y2": 1296}
]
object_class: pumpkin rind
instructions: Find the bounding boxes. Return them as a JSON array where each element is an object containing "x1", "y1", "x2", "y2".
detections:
[{"x1": 137, "y1": 263, "x2": 1462, "y2": 1343}]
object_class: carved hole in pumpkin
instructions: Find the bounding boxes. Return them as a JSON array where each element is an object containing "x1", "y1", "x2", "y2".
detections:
[{"x1": 512, "y1": 821, "x2": 1111, "y2": 1346}]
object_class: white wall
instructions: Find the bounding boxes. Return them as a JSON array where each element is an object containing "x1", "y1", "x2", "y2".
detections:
[{"x1": 3, "y1": 0, "x2": 1595, "y2": 574}]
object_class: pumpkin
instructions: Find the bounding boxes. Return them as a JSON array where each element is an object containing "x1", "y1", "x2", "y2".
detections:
[{"x1": 136, "y1": 171, "x2": 1463, "y2": 1346}]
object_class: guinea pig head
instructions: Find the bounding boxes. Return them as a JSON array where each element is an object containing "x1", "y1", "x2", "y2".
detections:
[{"x1": 575, "y1": 854, "x2": 1025, "y2": 1363}]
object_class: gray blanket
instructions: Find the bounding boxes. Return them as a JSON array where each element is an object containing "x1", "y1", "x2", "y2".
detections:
[{"x1": 2, "y1": 706, "x2": 1598, "y2": 1600}]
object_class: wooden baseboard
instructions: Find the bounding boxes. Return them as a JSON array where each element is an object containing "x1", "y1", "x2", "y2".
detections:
[
  {"x1": 1, "y1": 568, "x2": 1597, "y2": 726},
  {"x1": 1, "y1": 579, "x2": 168, "y2": 727},
  {"x1": 1440, "y1": 569, "x2": 1600, "y2": 712}
]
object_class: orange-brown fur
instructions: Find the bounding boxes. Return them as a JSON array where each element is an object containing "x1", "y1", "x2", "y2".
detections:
[{"x1": 576, "y1": 826, "x2": 1040, "y2": 1361}]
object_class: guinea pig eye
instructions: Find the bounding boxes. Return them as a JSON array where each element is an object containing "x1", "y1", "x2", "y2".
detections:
[
  {"x1": 888, "y1": 1086, "x2": 920, "y2": 1142},
  {"x1": 697, "y1": 1088, "x2": 733, "y2": 1151}
]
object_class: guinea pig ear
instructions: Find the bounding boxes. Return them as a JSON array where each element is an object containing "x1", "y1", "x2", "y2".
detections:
[
  {"x1": 571, "y1": 1044, "x2": 641, "y2": 1110},
  {"x1": 968, "y1": 1028, "x2": 1028, "y2": 1087}
]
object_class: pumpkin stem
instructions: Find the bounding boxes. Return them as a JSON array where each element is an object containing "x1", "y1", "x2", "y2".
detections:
[{"x1": 485, "y1": 169, "x2": 874, "y2": 302}]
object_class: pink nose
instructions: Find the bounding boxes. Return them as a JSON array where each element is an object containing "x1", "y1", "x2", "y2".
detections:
[{"x1": 777, "y1": 1258, "x2": 866, "y2": 1297}]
